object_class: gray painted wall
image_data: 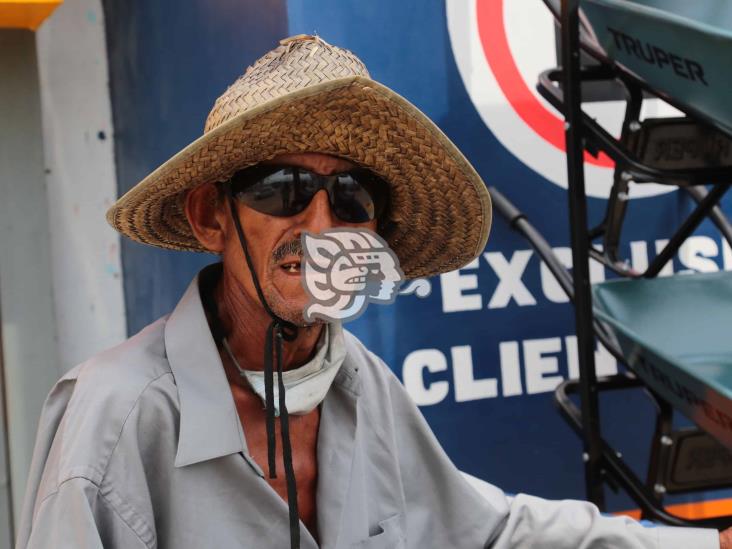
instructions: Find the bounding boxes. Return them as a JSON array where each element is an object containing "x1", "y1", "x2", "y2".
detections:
[{"x1": 0, "y1": 29, "x2": 60, "y2": 546}]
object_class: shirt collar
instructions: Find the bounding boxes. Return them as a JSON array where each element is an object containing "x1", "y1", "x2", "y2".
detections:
[
  {"x1": 164, "y1": 269, "x2": 248, "y2": 467},
  {"x1": 163, "y1": 265, "x2": 362, "y2": 468}
]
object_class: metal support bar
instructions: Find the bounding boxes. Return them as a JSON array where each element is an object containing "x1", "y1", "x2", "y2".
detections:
[
  {"x1": 537, "y1": 70, "x2": 732, "y2": 185},
  {"x1": 598, "y1": 83, "x2": 643, "y2": 270},
  {"x1": 587, "y1": 182, "x2": 731, "y2": 279},
  {"x1": 685, "y1": 186, "x2": 732, "y2": 251},
  {"x1": 555, "y1": 378, "x2": 732, "y2": 529},
  {"x1": 561, "y1": 0, "x2": 605, "y2": 508},
  {"x1": 645, "y1": 184, "x2": 731, "y2": 277},
  {"x1": 643, "y1": 397, "x2": 673, "y2": 520}
]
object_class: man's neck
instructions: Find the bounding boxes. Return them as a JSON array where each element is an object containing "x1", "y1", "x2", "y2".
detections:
[{"x1": 213, "y1": 267, "x2": 324, "y2": 372}]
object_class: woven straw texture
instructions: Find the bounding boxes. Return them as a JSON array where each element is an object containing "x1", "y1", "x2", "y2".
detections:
[{"x1": 106, "y1": 35, "x2": 492, "y2": 279}]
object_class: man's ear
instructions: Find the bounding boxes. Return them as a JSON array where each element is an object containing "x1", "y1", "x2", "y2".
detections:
[{"x1": 185, "y1": 183, "x2": 227, "y2": 253}]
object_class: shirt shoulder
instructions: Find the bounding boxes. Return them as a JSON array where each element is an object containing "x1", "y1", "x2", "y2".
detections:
[
  {"x1": 37, "y1": 316, "x2": 178, "y2": 497},
  {"x1": 74, "y1": 315, "x2": 173, "y2": 396},
  {"x1": 342, "y1": 328, "x2": 402, "y2": 394},
  {"x1": 341, "y1": 328, "x2": 415, "y2": 435}
]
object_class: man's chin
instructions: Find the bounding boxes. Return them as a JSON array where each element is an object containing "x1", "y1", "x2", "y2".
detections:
[
  {"x1": 275, "y1": 309, "x2": 329, "y2": 329},
  {"x1": 264, "y1": 288, "x2": 320, "y2": 327},
  {"x1": 276, "y1": 308, "x2": 314, "y2": 327}
]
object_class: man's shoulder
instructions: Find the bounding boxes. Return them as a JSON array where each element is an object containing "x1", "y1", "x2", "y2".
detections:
[
  {"x1": 341, "y1": 328, "x2": 404, "y2": 397},
  {"x1": 40, "y1": 317, "x2": 178, "y2": 486},
  {"x1": 343, "y1": 329, "x2": 390, "y2": 372},
  {"x1": 72, "y1": 315, "x2": 174, "y2": 400}
]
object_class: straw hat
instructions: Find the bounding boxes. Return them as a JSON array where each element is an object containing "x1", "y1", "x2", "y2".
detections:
[{"x1": 106, "y1": 34, "x2": 492, "y2": 279}]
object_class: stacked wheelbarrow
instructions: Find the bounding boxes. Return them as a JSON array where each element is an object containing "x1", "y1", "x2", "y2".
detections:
[{"x1": 490, "y1": 0, "x2": 732, "y2": 528}]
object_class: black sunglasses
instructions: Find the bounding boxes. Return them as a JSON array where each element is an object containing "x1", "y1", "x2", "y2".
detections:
[{"x1": 226, "y1": 164, "x2": 390, "y2": 224}]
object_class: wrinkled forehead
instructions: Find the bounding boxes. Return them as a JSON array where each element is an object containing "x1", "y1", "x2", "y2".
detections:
[{"x1": 262, "y1": 152, "x2": 356, "y2": 174}]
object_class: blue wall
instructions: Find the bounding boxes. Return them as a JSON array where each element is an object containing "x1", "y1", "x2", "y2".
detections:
[
  {"x1": 104, "y1": 0, "x2": 732, "y2": 510},
  {"x1": 103, "y1": 0, "x2": 290, "y2": 325}
]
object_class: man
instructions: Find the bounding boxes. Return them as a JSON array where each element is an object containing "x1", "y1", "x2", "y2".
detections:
[{"x1": 16, "y1": 35, "x2": 730, "y2": 548}]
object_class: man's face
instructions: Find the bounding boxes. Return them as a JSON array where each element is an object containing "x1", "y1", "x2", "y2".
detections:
[{"x1": 221, "y1": 152, "x2": 379, "y2": 326}]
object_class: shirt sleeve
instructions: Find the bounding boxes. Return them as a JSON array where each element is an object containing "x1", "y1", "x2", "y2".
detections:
[
  {"x1": 384, "y1": 368, "x2": 719, "y2": 549},
  {"x1": 491, "y1": 493, "x2": 719, "y2": 549},
  {"x1": 21, "y1": 477, "x2": 152, "y2": 549}
]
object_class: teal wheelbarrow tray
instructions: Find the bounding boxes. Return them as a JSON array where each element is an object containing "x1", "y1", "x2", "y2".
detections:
[
  {"x1": 581, "y1": 0, "x2": 732, "y2": 137},
  {"x1": 593, "y1": 271, "x2": 732, "y2": 448},
  {"x1": 542, "y1": 0, "x2": 732, "y2": 136}
]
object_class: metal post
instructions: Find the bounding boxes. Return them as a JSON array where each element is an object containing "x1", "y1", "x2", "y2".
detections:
[{"x1": 560, "y1": 0, "x2": 605, "y2": 507}]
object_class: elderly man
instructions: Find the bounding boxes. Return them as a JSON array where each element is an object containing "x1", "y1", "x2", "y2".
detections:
[{"x1": 16, "y1": 35, "x2": 730, "y2": 549}]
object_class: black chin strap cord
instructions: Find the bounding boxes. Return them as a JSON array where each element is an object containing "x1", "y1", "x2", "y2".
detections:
[{"x1": 225, "y1": 185, "x2": 300, "y2": 549}]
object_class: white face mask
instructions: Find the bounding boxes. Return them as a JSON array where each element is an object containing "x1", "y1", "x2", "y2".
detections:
[{"x1": 223, "y1": 322, "x2": 346, "y2": 416}]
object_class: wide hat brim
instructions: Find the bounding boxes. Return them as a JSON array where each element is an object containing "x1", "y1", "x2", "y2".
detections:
[{"x1": 106, "y1": 75, "x2": 492, "y2": 279}]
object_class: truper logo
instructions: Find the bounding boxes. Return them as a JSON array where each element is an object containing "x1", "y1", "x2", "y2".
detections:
[
  {"x1": 607, "y1": 27, "x2": 708, "y2": 86},
  {"x1": 301, "y1": 229, "x2": 405, "y2": 323}
]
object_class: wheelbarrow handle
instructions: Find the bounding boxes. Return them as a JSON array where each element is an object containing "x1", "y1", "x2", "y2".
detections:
[{"x1": 488, "y1": 186, "x2": 525, "y2": 228}]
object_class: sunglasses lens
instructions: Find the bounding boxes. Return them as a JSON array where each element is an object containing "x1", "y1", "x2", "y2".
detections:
[
  {"x1": 233, "y1": 168, "x2": 310, "y2": 217},
  {"x1": 346, "y1": 170, "x2": 389, "y2": 221},
  {"x1": 331, "y1": 174, "x2": 377, "y2": 223}
]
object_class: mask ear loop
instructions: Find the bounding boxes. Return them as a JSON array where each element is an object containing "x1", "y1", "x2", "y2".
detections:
[{"x1": 224, "y1": 181, "x2": 301, "y2": 549}]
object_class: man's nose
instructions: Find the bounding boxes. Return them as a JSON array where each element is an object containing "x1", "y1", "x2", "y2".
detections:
[{"x1": 294, "y1": 189, "x2": 337, "y2": 235}]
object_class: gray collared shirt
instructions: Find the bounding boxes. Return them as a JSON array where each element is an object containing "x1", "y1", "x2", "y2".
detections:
[{"x1": 16, "y1": 272, "x2": 719, "y2": 548}]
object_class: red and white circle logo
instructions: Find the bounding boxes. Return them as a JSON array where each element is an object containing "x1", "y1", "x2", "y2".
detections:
[{"x1": 446, "y1": 0, "x2": 674, "y2": 198}]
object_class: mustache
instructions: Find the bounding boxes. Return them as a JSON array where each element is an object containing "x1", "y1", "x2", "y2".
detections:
[{"x1": 272, "y1": 239, "x2": 303, "y2": 263}]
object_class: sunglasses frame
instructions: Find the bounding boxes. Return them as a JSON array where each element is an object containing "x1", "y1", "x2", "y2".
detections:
[{"x1": 224, "y1": 163, "x2": 391, "y2": 225}]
